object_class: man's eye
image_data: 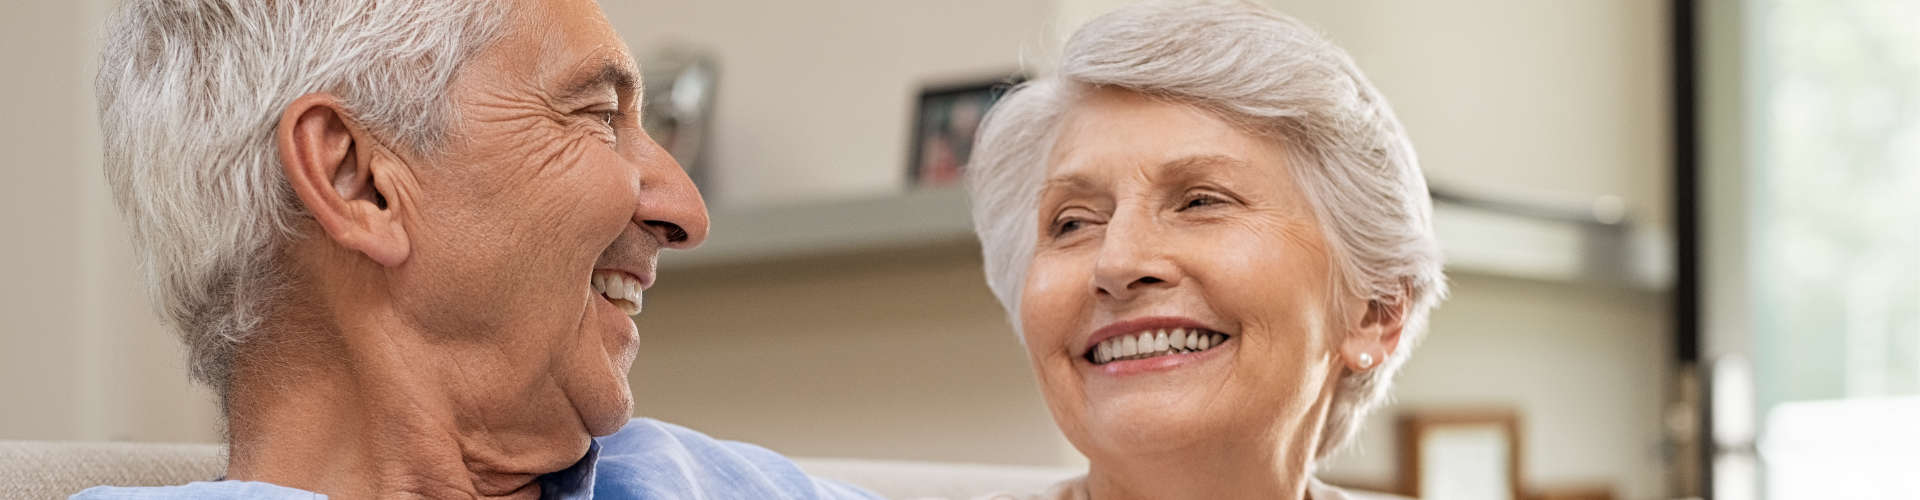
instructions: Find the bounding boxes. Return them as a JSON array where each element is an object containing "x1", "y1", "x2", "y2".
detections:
[{"x1": 596, "y1": 111, "x2": 618, "y2": 128}]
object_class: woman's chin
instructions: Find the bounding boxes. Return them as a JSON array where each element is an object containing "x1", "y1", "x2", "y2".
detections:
[
  {"x1": 1054, "y1": 340, "x2": 1240, "y2": 455},
  {"x1": 1073, "y1": 396, "x2": 1232, "y2": 457}
]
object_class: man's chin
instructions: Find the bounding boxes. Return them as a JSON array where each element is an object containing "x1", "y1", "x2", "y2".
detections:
[
  {"x1": 581, "y1": 312, "x2": 639, "y2": 435},
  {"x1": 573, "y1": 356, "x2": 636, "y2": 436},
  {"x1": 581, "y1": 389, "x2": 634, "y2": 436}
]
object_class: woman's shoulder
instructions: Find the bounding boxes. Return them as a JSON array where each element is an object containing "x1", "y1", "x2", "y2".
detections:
[
  {"x1": 1309, "y1": 478, "x2": 1417, "y2": 500},
  {"x1": 966, "y1": 475, "x2": 1089, "y2": 500},
  {"x1": 959, "y1": 475, "x2": 1414, "y2": 500}
]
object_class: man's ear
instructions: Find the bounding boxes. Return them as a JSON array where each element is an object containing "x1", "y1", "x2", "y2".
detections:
[
  {"x1": 277, "y1": 94, "x2": 410, "y2": 268},
  {"x1": 1340, "y1": 289, "x2": 1410, "y2": 373}
]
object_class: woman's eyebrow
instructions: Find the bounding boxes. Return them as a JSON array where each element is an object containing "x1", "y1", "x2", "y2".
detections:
[
  {"x1": 1041, "y1": 173, "x2": 1098, "y2": 199},
  {"x1": 1158, "y1": 154, "x2": 1248, "y2": 179},
  {"x1": 1041, "y1": 154, "x2": 1246, "y2": 196}
]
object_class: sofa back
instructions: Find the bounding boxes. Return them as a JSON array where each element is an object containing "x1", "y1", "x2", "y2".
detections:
[{"x1": 0, "y1": 440, "x2": 1079, "y2": 500}]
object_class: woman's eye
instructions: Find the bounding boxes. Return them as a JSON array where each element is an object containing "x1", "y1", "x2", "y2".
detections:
[
  {"x1": 1182, "y1": 194, "x2": 1224, "y2": 210},
  {"x1": 1052, "y1": 219, "x2": 1085, "y2": 236}
]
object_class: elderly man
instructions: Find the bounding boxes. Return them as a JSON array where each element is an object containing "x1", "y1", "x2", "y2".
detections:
[{"x1": 80, "y1": 1, "x2": 878, "y2": 499}]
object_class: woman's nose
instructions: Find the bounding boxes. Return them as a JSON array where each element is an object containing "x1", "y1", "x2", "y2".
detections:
[
  {"x1": 1089, "y1": 214, "x2": 1178, "y2": 301},
  {"x1": 631, "y1": 136, "x2": 709, "y2": 249}
]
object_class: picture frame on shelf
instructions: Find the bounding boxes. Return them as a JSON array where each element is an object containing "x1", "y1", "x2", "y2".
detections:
[
  {"x1": 906, "y1": 75, "x2": 1022, "y2": 188},
  {"x1": 1398, "y1": 408, "x2": 1524, "y2": 500}
]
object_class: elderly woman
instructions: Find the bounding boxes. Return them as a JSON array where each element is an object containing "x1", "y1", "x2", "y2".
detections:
[
  {"x1": 966, "y1": 2, "x2": 1446, "y2": 499},
  {"x1": 82, "y1": 1, "x2": 878, "y2": 499}
]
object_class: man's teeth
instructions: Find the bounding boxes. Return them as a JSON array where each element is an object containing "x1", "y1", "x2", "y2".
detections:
[
  {"x1": 590, "y1": 270, "x2": 643, "y2": 315},
  {"x1": 1090, "y1": 328, "x2": 1228, "y2": 364}
]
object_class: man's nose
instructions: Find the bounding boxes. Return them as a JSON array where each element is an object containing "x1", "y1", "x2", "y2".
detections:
[{"x1": 631, "y1": 136, "x2": 709, "y2": 249}]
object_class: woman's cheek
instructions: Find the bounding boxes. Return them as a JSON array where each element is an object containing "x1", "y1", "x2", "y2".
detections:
[{"x1": 1021, "y1": 256, "x2": 1082, "y2": 341}]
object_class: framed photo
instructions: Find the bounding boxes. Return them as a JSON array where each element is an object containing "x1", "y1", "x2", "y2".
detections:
[
  {"x1": 907, "y1": 76, "x2": 1022, "y2": 188},
  {"x1": 1398, "y1": 409, "x2": 1523, "y2": 500}
]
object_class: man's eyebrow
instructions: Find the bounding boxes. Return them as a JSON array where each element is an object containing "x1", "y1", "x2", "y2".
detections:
[{"x1": 557, "y1": 59, "x2": 641, "y2": 102}]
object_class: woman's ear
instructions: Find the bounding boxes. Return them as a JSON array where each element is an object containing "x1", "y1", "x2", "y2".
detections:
[
  {"x1": 1341, "y1": 288, "x2": 1410, "y2": 372},
  {"x1": 277, "y1": 93, "x2": 411, "y2": 268}
]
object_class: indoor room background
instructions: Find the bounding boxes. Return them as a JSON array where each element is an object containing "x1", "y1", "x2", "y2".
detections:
[{"x1": 4, "y1": 1, "x2": 1913, "y2": 500}]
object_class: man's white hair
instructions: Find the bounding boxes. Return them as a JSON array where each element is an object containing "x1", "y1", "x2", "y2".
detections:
[
  {"x1": 966, "y1": 0, "x2": 1447, "y2": 461},
  {"x1": 96, "y1": 0, "x2": 504, "y2": 401}
]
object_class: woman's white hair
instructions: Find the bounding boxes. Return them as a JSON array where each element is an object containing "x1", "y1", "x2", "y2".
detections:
[
  {"x1": 966, "y1": 0, "x2": 1447, "y2": 461},
  {"x1": 96, "y1": 0, "x2": 504, "y2": 401}
]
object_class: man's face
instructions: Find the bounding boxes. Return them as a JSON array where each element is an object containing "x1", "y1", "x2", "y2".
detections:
[{"x1": 389, "y1": 0, "x2": 707, "y2": 437}]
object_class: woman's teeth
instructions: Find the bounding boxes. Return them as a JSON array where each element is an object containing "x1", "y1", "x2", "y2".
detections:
[
  {"x1": 591, "y1": 270, "x2": 643, "y2": 315},
  {"x1": 1089, "y1": 328, "x2": 1229, "y2": 365}
]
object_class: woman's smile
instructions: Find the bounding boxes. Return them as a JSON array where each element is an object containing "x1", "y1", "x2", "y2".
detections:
[{"x1": 1076, "y1": 316, "x2": 1236, "y2": 376}]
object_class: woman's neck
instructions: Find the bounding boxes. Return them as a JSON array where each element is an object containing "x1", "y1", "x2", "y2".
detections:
[
  {"x1": 1082, "y1": 436, "x2": 1314, "y2": 500},
  {"x1": 1083, "y1": 387, "x2": 1335, "y2": 500},
  {"x1": 222, "y1": 313, "x2": 583, "y2": 499}
]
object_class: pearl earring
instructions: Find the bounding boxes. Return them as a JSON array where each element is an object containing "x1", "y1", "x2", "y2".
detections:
[{"x1": 1357, "y1": 353, "x2": 1375, "y2": 370}]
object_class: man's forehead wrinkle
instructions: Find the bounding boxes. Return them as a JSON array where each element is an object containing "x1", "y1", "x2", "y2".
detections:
[
  {"x1": 457, "y1": 83, "x2": 567, "y2": 135},
  {"x1": 444, "y1": 19, "x2": 560, "y2": 117},
  {"x1": 497, "y1": 0, "x2": 639, "y2": 112},
  {"x1": 442, "y1": 87, "x2": 577, "y2": 179}
]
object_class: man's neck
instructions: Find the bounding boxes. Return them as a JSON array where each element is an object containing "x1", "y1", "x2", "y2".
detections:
[{"x1": 221, "y1": 314, "x2": 586, "y2": 499}]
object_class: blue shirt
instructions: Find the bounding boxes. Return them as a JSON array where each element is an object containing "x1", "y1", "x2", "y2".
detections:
[{"x1": 71, "y1": 419, "x2": 882, "y2": 500}]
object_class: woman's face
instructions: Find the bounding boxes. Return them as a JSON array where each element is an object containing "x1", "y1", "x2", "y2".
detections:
[{"x1": 1022, "y1": 88, "x2": 1359, "y2": 463}]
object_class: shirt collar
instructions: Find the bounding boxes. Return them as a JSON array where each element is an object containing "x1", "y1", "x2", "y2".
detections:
[{"x1": 538, "y1": 439, "x2": 601, "y2": 500}]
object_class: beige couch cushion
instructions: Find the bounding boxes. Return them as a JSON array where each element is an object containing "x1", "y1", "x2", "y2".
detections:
[
  {"x1": 0, "y1": 441, "x2": 226, "y2": 499},
  {"x1": 0, "y1": 440, "x2": 1078, "y2": 500},
  {"x1": 795, "y1": 458, "x2": 1077, "y2": 500}
]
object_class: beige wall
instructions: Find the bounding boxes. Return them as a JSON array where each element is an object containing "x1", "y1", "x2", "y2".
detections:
[
  {"x1": 1, "y1": 0, "x2": 94, "y2": 442},
  {"x1": 599, "y1": 0, "x2": 1057, "y2": 209},
  {"x1": 1270, "y1": 0, "x2": 1672, "y2": 227},
  {"x1": 0, "y1": 0, "x2": 221, "y2": 444},
  {"x1": 630, "y1": 246, "x2": 1074, "y2": 466},
  {"x1": 1322, "y1": 275, "x2": 1670, "y2": 498}
]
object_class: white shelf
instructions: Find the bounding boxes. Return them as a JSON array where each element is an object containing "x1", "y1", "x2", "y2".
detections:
[
  {"x1": 1434, "y1": 202, "x2": 1672, "y2": 290},
  {"x1": 663, "y1": 187, "x2": 1672, "y2": 291},
  {"x1": 661, "y1": 188, "x2": 977, "y2": 271}
]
